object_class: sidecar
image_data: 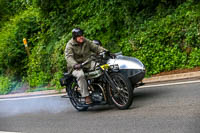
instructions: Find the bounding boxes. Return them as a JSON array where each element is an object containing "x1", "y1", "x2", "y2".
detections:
[{"x1": 107, "y1": 53, "x2": 145, "y2": 86}]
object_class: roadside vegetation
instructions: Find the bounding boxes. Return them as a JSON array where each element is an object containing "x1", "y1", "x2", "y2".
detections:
[
  {"x1": 0, "y1": 76, "x2": 11, "y2": 94},
  {"x1": 0, "y1": 0, "x2": 200, "y2": 94}
]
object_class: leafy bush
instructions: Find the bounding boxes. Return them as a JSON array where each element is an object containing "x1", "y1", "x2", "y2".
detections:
[
  {"x1": 0, "y1": 76, "x2": 11, "y2": 94},
  {"x1": 0, "y1": 7, "x2": 41, "y2": 77},
  {"x1": 121, "y1": 0, "x2": 200, "y2": 76},
  {"x1": 1, "y1": 0, "x2": 200, "y2": 90}
]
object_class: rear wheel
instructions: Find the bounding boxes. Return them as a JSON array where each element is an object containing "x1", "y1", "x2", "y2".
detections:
[
  {"x1": 108, "y1": 73, "x2": 134, "y2": 110},
  {"x1": 67, "y1": 82, "x2": 88, "y2": 111}
]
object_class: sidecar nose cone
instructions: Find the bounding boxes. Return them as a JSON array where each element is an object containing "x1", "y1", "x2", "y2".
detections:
[{"x1": 114, "y1": 56, "x2": 145, "y2": 70}]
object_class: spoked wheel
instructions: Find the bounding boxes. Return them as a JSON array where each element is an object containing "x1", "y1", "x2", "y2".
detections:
[
  {"x1": 68, "y1": 82, "x2": 88, "y2": 111},
  {"x1": 108, "y1": 73, "x2": 134, "y2": 110}
]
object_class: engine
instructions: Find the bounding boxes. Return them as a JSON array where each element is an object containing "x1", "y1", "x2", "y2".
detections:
[{"x1": 89, "y1": 83, "x2": 105, "y2": 102}]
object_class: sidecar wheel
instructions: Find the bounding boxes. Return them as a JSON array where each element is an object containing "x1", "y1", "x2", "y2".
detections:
[
  {"x1": 68, "y1": 82, "x2": 88, "y2": 111},
  {"x1": 108, "y1": 73, "x2": 134, "y2": 110}
]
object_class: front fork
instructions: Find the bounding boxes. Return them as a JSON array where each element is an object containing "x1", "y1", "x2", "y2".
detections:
[{"x1": 103, "y1": 71, "x2": 118, "y2": 92}]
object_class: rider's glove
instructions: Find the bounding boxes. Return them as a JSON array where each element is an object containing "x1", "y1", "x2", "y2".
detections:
[
  {"x1": 74, "y1": 64, "x2": 82, "y2": 70},
  {"x1": 99, "y1": 50, "x2": 109, "y2": 58},
  {"x1": 102, "y1": 50, "x2": 115, "y2": 59}
]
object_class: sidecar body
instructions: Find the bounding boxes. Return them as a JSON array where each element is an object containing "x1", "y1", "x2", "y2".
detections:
[{"x1": 107, "y1": 54, "x2": 145, "y2": 86}]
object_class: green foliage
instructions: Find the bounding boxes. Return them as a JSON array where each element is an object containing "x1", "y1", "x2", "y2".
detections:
[
  {"x1": 0, "y1": 0, "x2": 10, "y2": 22},
  {"x1": 1, "y1": 0, "x2": 200, "y2": 91},
  {"x1": 26, "y1": 86, "x2": 55, "y2": 92},
  {"x1": 0, "y1": 0, "x2": 27, "y2": 26},
  {"x1": 0, "y1": 7, "x2": 40, "y2": 76},
  {"x1": 188, "y1": 48, "x2": 200, "y2": 67},
  {"x1": 0, "y1": 76, "x2": 12, "y2": 94},
  {"x1": 26, "y1": 43, "x2": 51, "y2": 87},
  {"x1": 121, "y1": 0, "x2": 200, "y2": 76}
]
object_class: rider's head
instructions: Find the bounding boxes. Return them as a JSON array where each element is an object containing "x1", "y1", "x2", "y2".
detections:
[
  {"x1": 72, "y1": 28, "x2": 84, "y2": 44},
  {"x1": 93, "y1": 40, "x2": 102, "y2": 46}
]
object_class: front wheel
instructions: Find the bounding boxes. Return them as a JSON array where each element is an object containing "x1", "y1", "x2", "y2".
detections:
[{"x1": 107, "y1": 73, "x2": 134, "y2": 110}]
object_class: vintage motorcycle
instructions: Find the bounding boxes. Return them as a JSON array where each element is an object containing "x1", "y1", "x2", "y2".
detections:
[{"x1": 60, "y1": 51, "x2": 145, "y2": 111}]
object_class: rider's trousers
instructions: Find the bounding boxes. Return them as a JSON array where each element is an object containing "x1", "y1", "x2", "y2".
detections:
[
  {"x1": 72, "y1": 61, "x2": 96, "y2": 97},
  {"x1": 72, "y1": 69, "x2": 89, "y2": 97}
]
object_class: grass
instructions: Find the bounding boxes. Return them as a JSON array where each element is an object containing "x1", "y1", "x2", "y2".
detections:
[{"x1": 26, "y1": 86, "x2": 56, "y2": 92}]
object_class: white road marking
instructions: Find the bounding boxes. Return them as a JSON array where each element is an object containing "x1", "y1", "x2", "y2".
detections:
[
  {"x1": 0, "y1": 94, "x2": 64, "y2": 101},
  {"x1": 1, "y1": 80, "x2": 200, "y2": 101},
  {"x1": 0, "y1": 131, "x2": 20, "y2": 133},
  {"x1": 138, "y1": 80, "x2": 200, "y2": 88}
]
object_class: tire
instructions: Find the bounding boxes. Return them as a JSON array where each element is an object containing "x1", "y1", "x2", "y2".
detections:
[
  {"x1": 67, "y1": 82, "x2": 88, "y2": 111},
  {"x1": 107, "y1": 73, "x2": 134, "y2": 110}
]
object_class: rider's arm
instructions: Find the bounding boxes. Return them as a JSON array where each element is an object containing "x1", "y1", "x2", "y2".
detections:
[{"x1": 65, "y1": 43, "x2": 78, "y2": 68}]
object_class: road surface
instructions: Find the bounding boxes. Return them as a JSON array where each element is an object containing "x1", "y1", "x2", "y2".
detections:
[{"x1": 0, "y1": 80, "x2": 200, "y2": 133}]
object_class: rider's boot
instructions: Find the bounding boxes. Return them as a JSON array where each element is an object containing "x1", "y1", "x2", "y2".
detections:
[{"x1": 85, "y1": 96, "x2": 92, "y2": 104}]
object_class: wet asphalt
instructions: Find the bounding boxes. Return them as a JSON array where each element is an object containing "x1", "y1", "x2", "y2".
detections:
[{"x1": 0, "y1": 81, "x2": 200, "y2": 133}]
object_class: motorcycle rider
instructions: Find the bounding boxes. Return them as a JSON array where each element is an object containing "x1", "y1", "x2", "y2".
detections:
[{"x1": 65, "y1": 28, "x2": 107, "y2": 104}]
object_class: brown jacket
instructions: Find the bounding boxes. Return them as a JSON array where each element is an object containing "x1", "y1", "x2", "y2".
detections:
[{"x1": 65, "y1": 38, "x2": 106, "y2": 73}]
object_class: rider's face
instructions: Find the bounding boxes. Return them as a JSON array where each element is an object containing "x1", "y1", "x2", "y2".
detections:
[{"x1": 76, "y1": 36, "x2": 84, "y2": 44}]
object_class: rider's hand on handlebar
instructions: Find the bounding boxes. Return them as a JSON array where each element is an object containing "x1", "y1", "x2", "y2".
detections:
[
  {"x1": 99, "y1": 50, "x2": 109, "y2": 58},
  {"x1": 74, "y1": 64, "x2": 82, "y2": 70},
  {"x1": 100, "y1": 50, "x2": 115, "y2": 59},
  {"x1": 110, "y1": 53, "x2": 116, "y2": 58}
]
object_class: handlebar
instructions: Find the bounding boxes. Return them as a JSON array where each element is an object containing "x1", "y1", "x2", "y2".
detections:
[
  {"x1": 80, "y1": 51, "x2": 114, "y2": 67},
  {"x1": 81, "y1": 58, "x2": 93, "y2": 66}
]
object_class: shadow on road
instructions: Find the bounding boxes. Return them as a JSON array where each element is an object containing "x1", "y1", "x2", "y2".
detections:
[
  {"x1": 130, "y1": 87, "x2": 173, "y2": 109},
  {"x1": 88, "y1": 105, "x2": 115, "y2": 112},
  {"x1": 75, "y1": 87, "x2": 173, "y2": 112}
]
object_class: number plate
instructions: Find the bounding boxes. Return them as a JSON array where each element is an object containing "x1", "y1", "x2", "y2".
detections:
[{"x1": 100, "y1": 64, "x2": 109, "y2": 70}]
